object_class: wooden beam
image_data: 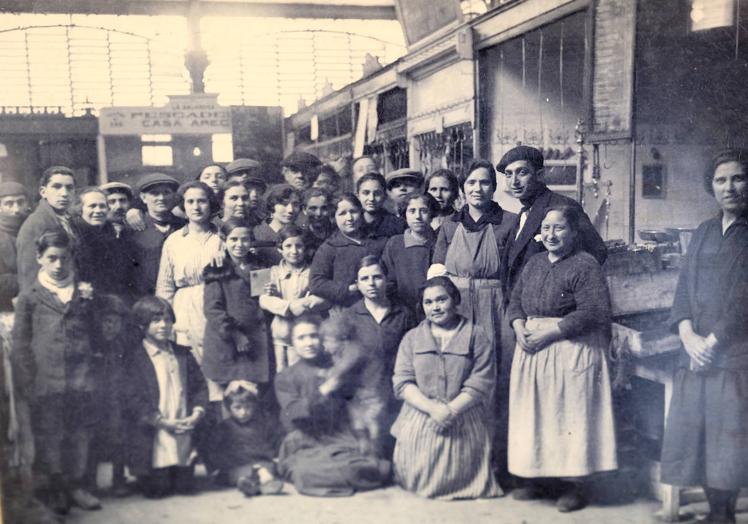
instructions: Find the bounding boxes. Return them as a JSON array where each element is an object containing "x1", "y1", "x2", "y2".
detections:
[{"x1": 0, "y1": 0, "x2": 397, "y2": 19}]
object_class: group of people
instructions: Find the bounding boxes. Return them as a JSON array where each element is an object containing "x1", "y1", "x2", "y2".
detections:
[{"x1": 0, "y1": 143, "x2": 746, "y2": 524}]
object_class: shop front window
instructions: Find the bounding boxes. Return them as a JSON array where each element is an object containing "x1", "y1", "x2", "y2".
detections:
[{"x1": 478, "y1": 10, "x2": 588, "y2": 168}]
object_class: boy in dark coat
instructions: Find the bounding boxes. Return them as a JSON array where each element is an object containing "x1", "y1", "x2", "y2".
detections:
[
  {"x1": 16, "y1": 166, "x2": 77, "y2": 291},
  {"x1": 12, "y1": 229, "x2": 101, "y2": 514}
]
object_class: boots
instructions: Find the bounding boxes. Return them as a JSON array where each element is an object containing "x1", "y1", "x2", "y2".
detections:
[{"x1": 703, "y1": 487, "x2": 738, "y2": 524}]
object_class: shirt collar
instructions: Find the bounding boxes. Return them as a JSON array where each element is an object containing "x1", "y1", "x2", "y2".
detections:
[
  {"x1": 277, "y1": 259, "x2": 307, "y2": 279},
  {"x1": 452, "y1": 201, "x2": 506, "y2": 232},
  {"x1": 403, "y1": 228, "x2": 434, "y2": 248},
  {"x1": 180, "y1": 222, "x2": 218, "y2": 237},
  {"x1": 143, "y1": 338, "x2": 173, "y2": 357}
]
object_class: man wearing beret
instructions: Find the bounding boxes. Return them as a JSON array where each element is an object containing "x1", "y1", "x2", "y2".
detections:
[
  {"x1": 0, "y1": 181, "x2": 28, "y2": 309},
  {"x1": 493, "y1": 146, "x2": 607, "y2": 488},
  {"x1": 130, "y1": 173, "x2": 185, "y2": 297},
  {"x1": 498, "y1": 145, "x2": 607, "y2": 303}
]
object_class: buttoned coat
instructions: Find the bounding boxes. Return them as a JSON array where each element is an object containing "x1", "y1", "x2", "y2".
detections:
[
  {"x1": 392, "y1": 318, "x2": 495, "y2": 405},
  {"x1": 11, "y1": 280, "x2": 99, "y2": 399},
  {"x1": 121, "y1": 342, "x2": 209, "y2": 476},
  {"x1": 202, "y1": 257, "x2": 271, "y2": 384},
  {"x1": 15, "y1": 200, "x2": 66, "y2": 291}
]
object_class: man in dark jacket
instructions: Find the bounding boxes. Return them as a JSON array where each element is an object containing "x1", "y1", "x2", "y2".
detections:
[
  {"x1": 498, "y1": 145, "x2": 607, "y2": 304},
  {"x1": 16, "y1": 166, "x2": 77, "y2": 291},
  {"x1": 130, "y1": 173, "x2": 185, "y2": 297},
  {"x1": 0, "y1": 182, "x2": 28, "y2": 309}
]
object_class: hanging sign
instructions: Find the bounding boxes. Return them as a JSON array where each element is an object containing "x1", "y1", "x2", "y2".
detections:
[
  {"x1": 590, "y1": 0, "x2": 636, "y2": 141},
  {"x1": 99, "y1": 94, "x2": 232, "y2": 136}
]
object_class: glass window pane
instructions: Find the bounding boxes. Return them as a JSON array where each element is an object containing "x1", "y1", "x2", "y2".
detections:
[
  {"x1": 211, "y1": 133, "x2": 233, "y2": 163},
  {"x1": 142, "y1": 145, "x2": 173, "y2": 166}
]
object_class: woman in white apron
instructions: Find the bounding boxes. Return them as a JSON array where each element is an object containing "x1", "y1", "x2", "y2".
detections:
[
  {"x1": 506, "y1": 206, "x2": 617, "y2": 512},
  {"x1": 156, "y1": 181, "x2": 224, "y2": 402}
]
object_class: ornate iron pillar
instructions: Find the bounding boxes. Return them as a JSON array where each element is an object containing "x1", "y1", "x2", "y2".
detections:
[{"x1": 185, "y1": 0, "x2": 209, "y2": 93}]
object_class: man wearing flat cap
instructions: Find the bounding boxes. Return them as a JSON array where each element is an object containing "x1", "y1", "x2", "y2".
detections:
[
  {"x1": 498, "y1": 145, "x2": 607, "y2": 303},
  {"x1": 385, "y1": 168, "x2": 424, "y2": 216},
  {"x1": 226, "y1": 158, "x2": 268, "y2": 225},
  {"x1": 0, "y1": 181, "x2": 28, "y2": 309},
  {"x1": 281, "y1": 151, "x2": 322, "y2": 192},
  {"x1": 130, "y1": 173, "x2": 185, "y2": 297},
  {"x1": 100, "y1": 181, "x2": 133, "y2": 239}
]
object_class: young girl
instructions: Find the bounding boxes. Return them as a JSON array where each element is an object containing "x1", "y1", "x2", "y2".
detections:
[
  {"x1": 11, "y1": 229, "x2": 102, "y2": 513},
  {"x1": 318, "y1": 316, "x2": 384, "y2": 456},
  {"x1": 205, "y1": 381, "x2": 283, "y2": 496},
  {"x1": 253, "y1": 184, "x2": 302, "y2": 267},
  {"x1": 381, "y1": 193, "x2": 439, "y2": 314},
  {"x1": 309, "y1": 194, "x2": 389, "y2": 308},
  {"x1": 356, "y1": 173, "x2": 405, "y2": 238},
  {"x1": 122, "y1": 296, "x2": 208, "y2": 499},
  {"x1": 259, "y1": 225, "x2": 328, "y2": 372},
  {"x1": 203, "y1": 218, "x2": 271, "y2": 387},
  {"x1": 274, "y1": 315, "x2": 391, "y2": 497}
]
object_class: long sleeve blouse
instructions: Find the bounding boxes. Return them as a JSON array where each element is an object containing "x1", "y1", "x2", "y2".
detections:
[
  {"x1": 155, "y1": 225, "x2": 223, "y2": 302},
  {"x1": 392, "y1": 318, "x2": 495, "y2": 404},
  {"x1": 506, "y1": 250, "x2": 611, "y2": 339},
  {"x1": 668, "y1": 215, "x2": 748, "y2": 368}
]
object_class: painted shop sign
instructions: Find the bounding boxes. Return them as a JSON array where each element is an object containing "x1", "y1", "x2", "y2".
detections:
[{"x1": 99, "y1": 94, "x2": 232, "y2": 136}]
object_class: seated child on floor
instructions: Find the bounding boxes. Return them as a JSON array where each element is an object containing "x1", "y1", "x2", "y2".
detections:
[
  {"x1": 121, "y1": 296, "x2": 209, "y2": 499},
  {"x1": 205, "y1": 381, "x2": 283, "y2": 497},
  {"x1": 318, "y1": 316, "x2": 385, "y2": 456}
]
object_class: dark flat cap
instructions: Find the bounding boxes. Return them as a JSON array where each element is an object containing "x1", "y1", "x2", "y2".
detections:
[
  {"x1": 496, "y1": 146, "x2": 544, "y2": 173},
  {"x1": 0, "y1": 181, "x2": 26, "y2": 198},
  {"x1": 136, "y1": 172, "x2": 179, "y2": 193},
  {"x1": 99, "y1": 181, "x2": 133, "y2": 198},
  {"x1": 226, "y1": 158, "x2": 261, "y2": 174},
  {"x1": 385, "y1": 168, "x2": 423, "y2": 187},
  {"x1": 282, "y1": 151, "x2": 322, "y2": 172}
]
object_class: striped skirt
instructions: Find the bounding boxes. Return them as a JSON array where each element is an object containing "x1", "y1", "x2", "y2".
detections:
[{"x1": 391, "y1": 403, "x2": 502, "y2": 500}]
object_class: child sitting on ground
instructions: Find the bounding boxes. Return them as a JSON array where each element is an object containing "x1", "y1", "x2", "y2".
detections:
[
  {"x1": 205, "y1": 381, "x2": 283, "y2": 497},
  {"x1": 318, "y1": 316, "x2": 385, "y2": 457},
  {"x1": 274, "y1": 315, "x2": 391, "y2": 497}
]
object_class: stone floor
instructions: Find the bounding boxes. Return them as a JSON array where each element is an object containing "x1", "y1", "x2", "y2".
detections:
[{"x1": 57, "y1": 467, "x2": 748, "y2": 524}]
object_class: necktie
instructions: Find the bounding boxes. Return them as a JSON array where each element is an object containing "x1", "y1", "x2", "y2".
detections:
[{"x1": 515, "y1": 206, "x2": 530, "y2": 240}]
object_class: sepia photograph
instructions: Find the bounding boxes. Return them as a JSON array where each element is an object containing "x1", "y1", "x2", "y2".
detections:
[{"x1": 0, "y1": 0, "x2": 746, "y2": 522}]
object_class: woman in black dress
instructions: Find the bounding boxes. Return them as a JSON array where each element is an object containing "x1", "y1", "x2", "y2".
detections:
[{"x1": 661, "y1": 149, "x2": 748, "y2": 524}]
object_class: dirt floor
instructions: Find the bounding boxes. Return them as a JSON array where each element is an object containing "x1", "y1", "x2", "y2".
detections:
[{"x1": 59, "y1": 467, "x2": 748, "y2": 524}]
